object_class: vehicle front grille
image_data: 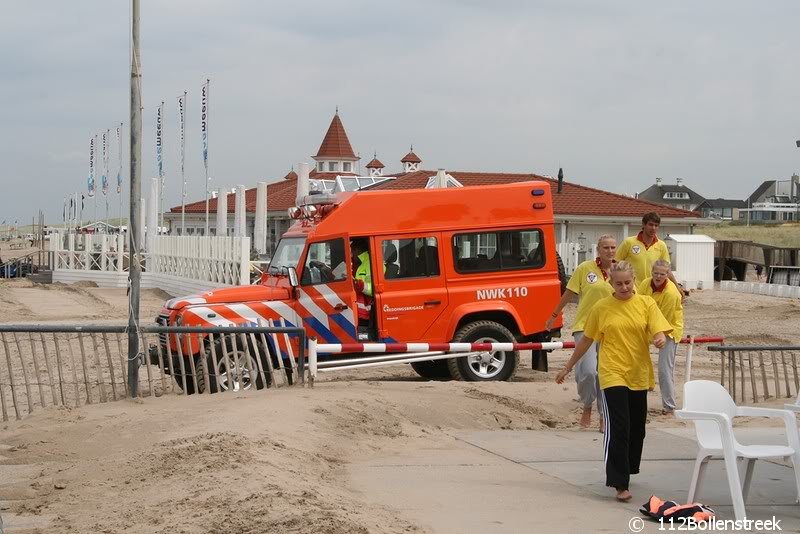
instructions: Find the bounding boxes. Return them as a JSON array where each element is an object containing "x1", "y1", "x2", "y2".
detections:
[{"x1": 157, "y1": 313, "x2": 170, "y2": 347}]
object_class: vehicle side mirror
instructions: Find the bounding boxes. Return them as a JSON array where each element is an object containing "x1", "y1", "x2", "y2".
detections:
[{"x1": 287, "y1": 266, "x2": 299, "y2": 287}]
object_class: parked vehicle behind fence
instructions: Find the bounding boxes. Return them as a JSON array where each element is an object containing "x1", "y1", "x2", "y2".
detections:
[{"x1": 153, "y1": 180, "x2": 566, "y2": 392}]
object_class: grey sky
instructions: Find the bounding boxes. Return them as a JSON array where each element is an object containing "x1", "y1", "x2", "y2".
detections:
[{"x1": 2, "y1": 0, "x2": 799, "y2": 224}]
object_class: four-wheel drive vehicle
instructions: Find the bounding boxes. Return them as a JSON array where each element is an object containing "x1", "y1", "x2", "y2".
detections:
[{"x1": 154, "y1": 180, "x2": 565, "y2": 392}]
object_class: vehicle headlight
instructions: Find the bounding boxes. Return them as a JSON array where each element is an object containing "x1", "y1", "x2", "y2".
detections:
[{"x1": 175, "y1": 314, "x2": 183, "y2": 326}]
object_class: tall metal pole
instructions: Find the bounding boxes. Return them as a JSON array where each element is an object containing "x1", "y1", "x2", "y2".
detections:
[
  {"x1": 203, "y1": 79, "x2": 210, "y2": 236},
  {"x1": 118, "y1": 121, "x2": 124, "y2": 229},
  {"x1": 128, "y1": 0, "x2": 142, "y2": 398},
  {"x1": 180, "y1": 91, "x2": 187, "y2": 235}
]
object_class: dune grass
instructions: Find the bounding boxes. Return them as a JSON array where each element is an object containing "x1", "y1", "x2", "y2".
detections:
[{"x1": 702, "y1": 222, "x2": 800, "y2": 248}]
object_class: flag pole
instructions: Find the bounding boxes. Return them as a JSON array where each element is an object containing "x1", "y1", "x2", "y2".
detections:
[
  {"x1": 104, "y1": 129, "x2": 110, "y2": 231},
  {"x1": 179, "y1": 91, "x2": 187, "y2": 235},
  {"x1": 118, "y1": 122, "x2": 124, "y2": 230},
  {"x1": 94, "y1": 134, "x2": 98, "y2": 228},
  {"x1": 157, "y1": 101, "x2": 164, "y2": 234},
  {"x1": 203, "y1": 79, "x2": 210, "y2": 236}
]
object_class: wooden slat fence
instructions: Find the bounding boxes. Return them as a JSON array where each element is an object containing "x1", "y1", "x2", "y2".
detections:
[
  {"x1": 0, "y1": 324, "x2": 305, "y2": 421},
  {"x1": 710, "y1": 345, "x2": 800, "y2": 404}
]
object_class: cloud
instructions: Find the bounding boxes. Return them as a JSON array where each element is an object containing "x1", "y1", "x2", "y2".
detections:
[{"x1": 2, "y1": 0, "x2": 800, "y2": 222}]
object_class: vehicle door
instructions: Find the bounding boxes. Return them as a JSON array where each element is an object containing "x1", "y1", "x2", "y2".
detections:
[
  {"x1": 296, "y1": 237, "x2": 358, "y2": 343},
  {"x1": 373, "y1": 233, "x2": 449, "y2": 341}
]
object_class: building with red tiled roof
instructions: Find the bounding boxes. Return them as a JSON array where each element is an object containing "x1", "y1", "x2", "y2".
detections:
[
  {"x1": 164, "y1": 111, "x2": 710, "y2": 258},
  {"x1": 368, "y1": 169, "x2": 706, "y2": 250}
]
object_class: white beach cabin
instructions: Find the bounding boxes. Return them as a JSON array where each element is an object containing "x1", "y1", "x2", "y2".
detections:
[{"x1": 664, "y1": 234, "x2": 716, "y2": 290}]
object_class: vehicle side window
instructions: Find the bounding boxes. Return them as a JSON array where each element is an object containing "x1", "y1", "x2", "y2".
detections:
[
  {"x1": 453, "y1": 229, "x2": 545, "y2": 273},
  {"x1": 300, "y1": 239, "x2": 347, "y2": 285},
  {"x1": 383, "y1": 237, "x2": 440, "y2": 279}
]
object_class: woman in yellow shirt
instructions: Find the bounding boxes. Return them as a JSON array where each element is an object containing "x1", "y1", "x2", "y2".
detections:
[
  {"x1": 556, "y1": 261, "x2": 672, "y2": 503},
  {"x1": 638, "y1": 260, "x2": 684, "y2": 415},
  {"x1": 546, "y1": 235, "x2": 616, "y2": 430}
]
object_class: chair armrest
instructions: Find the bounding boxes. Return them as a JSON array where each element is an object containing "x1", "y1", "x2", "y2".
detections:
[
  {"x1": 737, "y1": 406, "x2": 790, "y2": 418},
  {"x1": 675, "y1": 410, "x2": 732, "y2": 425},
  {"x1": 737, "y1": 406, "x2": 800, "y2": 452}
]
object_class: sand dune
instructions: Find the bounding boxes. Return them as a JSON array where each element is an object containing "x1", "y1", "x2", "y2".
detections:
[{"x1": 0, "y1": 278, "x2": 798, "y2": 532}]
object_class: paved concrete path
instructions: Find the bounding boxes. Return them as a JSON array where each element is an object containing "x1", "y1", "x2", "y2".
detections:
[{"x1": 350, "y1": 427, "x2": 800, "y2": 533}]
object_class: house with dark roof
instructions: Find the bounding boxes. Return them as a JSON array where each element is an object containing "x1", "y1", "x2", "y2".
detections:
[
  {"x1": 165, "y1": 112, "x2": 710, "y2": 253},
  {"x1": 740, "y1": 175, "x2": 800, "y2": 222},
  {"x1": 637, "y1": 178, "x2": 706, "y2": 212},
  {"x1": 693, "y1": 199, "x2": 747, "y2": 220}
]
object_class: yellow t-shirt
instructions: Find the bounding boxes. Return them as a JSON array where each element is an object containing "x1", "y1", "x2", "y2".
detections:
[
  {"x1": 615, "y1": 235, "x2": 671, "y2": 284},
  {"x1": 638, "y1": 278, "x2": 684, "y2": 342},
  {"x1": 566, "y1": 260, "x2": 614, "y2": 331},
  {"x1": 583, "y1": 294, "x2": 673, "y2": 390}
]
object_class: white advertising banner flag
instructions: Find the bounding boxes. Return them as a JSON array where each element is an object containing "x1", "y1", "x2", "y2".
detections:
[{"x1": 87, "y1": 137, "x2": 96, "y2": 197}]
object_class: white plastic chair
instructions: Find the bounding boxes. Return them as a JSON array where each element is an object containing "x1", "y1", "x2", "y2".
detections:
[{"x1": 676, "y1": 380, "x2": 800, "y2": 521}]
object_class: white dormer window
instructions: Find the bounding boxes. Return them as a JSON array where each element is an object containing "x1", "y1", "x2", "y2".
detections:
[
  {"x1": 318, "y1": 162, "x2": 325, "y2": 172},
  {"x1": 343, "y1": 162, "x2": 352, "y2": 172},
  {"x1": 664, "y1": 192, "x2": 690, "y2": 200},
  {"x1": 328, "y1": 162, "x2": 339, "y2": 172}
]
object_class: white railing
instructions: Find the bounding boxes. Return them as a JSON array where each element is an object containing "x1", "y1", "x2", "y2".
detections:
[
  {"x1": 556, "y1": 242, "x2": 598, "y2": 275},
  {"x1": 741, "y1": 202, "x2": 800, "y2": 213},
  {"x1": 48, "y1": 232, "x2": 252, "y2": 294},
  {"x1": 148, "y1": 235, "x2": 250, "y2": 286},
  {"x1": 50, "y1": 233, "x2": 128, "y2": 273}
]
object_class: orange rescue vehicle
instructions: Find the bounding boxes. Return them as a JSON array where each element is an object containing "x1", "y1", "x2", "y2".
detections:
[{"x1": 155, "y1": 181, "x2": 565, "y2": 391}]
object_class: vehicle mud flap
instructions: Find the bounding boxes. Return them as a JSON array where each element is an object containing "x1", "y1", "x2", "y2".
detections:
[
  {"x1": 531, "y1": 332, "x2": 553, "y2": 372},
  {"x1": 532, "y1": 351, "x2": 548, "y2": 372}
]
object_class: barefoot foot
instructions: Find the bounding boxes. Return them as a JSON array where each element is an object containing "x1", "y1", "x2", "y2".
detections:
[
  {"x1": 580, "y1": 406, "x2": 592, "y2": 428},
  {"x1": 616, "y1": 489, "x2": 632, "y2": 502}
]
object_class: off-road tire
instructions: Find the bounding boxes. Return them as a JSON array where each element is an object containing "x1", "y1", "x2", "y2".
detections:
[
  {"x1": 197, "y1": 335, "x2": 271, "y2": 393},
  {"x1": 447, "y1": 320, "x2": 519, "y2": 381},
  {"x1": 410, "y1": 360, "x2": 452, "y2": 380}
]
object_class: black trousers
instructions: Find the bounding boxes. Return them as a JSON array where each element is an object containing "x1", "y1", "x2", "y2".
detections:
[{"x1": 601, "y1": 386, "x2": 648, "y2": 491}]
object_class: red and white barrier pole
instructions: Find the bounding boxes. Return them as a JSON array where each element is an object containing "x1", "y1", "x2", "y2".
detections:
[
  {"x1": 316, "y1": 341, "x2": 576, "y2": 354},
  {"x1": 315, "y1": 337, "x2": 723, "y2": 355},
  {"x1": 307, "y1": 336, "x2": 724, "y2": 377}
]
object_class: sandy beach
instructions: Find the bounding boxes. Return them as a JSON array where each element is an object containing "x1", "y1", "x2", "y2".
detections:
[{"x1": 0, "y1": 260, "x2": 799, "y2": 532}]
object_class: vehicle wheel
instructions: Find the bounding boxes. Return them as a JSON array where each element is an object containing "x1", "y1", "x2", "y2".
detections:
[
  {"x1": 410, "y1": 360, "x2": 452, "y2": 380},
  {"x1": 447, "y1": 320, "x2": 519, "y2": 381},
  {"x1": 556, "y1": 252, "x2": 567, "y2": 295},
  {"x1": 198, "y1": 335, "x2": 270, "y2": 393}
]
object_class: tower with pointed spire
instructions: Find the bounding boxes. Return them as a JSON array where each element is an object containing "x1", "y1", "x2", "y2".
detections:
[
  {"x1": 365, "y1": 153, "x2": 385, "y2": 177},
  {"x1": 312, "y1": 110, "x2": 359, "y2": 175},
  {"x1": 401, "y1": 146, "x2": 421, "y2": 173}
]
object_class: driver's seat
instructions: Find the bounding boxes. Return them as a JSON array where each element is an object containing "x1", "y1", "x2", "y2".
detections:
[{"x1": 383, "y1": 243, "x2": 400, "y2": 279}]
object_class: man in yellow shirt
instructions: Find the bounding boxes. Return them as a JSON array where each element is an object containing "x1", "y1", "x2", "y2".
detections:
[
  {"x1": 638, "y1": 260, "x2": 684, "y2": 414},
  {"x1": 615, "y1": 212, "x2": 672, "y2": 283}
]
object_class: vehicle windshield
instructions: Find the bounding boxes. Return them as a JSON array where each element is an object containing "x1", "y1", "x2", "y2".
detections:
[{"x1": 268, "y1": 237, "x2": 306, "y2": 275}]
